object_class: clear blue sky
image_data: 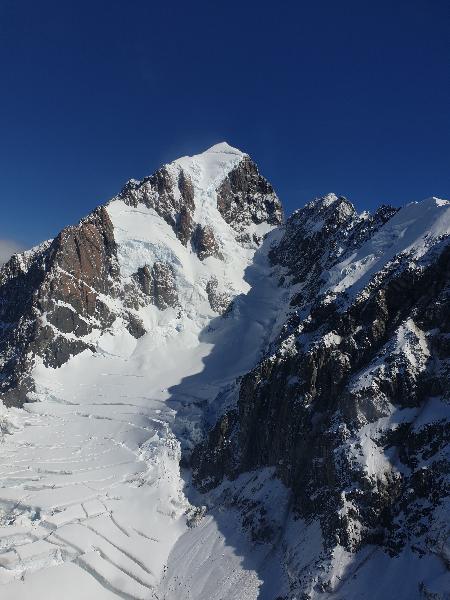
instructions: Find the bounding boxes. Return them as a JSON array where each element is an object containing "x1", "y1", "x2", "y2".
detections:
[{"x1": 0, "y1": 0, "x2": 449, "y2": 249}]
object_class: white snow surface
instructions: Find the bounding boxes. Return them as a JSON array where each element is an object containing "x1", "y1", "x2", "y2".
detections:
[{"x1": 173, "y1": 142, "x2": 244, "y2": 197}]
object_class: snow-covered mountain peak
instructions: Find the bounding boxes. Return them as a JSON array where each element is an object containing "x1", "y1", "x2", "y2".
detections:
[
  {"x1": 0, "y1": 143, "x2": 283, "y2": 410},
  {"x1": 309, "y1": 192, "x2": 341, "y2": 207},
  {"x1": 113, "y1": 144, "x2": 282, "y2": 263},
  {"x1": 119, "y1": 142, "x2": 246, "y2": 205},
  {"x1": 1, "y1": 144, "x2": 449, "y2": 600},
  {"x1": 175, "y1": 140, "x2": 244, "y2": 161},
  {"x1": 171, "y1": 141, "x2": 245, "y2": 193},
  {"x1": 293, "y1": 193, "x2": 355, "y2": 223},
  {"x1": 205, "y1": 140, "x2": 244, "y2": 154}
]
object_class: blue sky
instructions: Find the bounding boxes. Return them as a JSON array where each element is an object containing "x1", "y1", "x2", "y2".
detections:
[{"x1": 0, "y1": 0, "x2": 448, "y2": 250}]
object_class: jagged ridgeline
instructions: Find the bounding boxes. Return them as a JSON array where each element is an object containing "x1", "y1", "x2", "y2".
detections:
[{"x1": 0, "y1": 143, "x2": 448, "y2": 600}]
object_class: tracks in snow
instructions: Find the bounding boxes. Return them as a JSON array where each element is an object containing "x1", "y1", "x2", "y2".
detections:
[{"x1": 0, "y1": 387, "x2": 186, "y2": 599}]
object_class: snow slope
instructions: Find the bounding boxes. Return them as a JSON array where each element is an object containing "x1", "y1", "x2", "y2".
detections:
[{"x1": 325, "y1": 197, "x2": 450, "y2": 302}]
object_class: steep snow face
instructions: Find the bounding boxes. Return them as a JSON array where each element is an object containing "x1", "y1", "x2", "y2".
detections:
[
  {"x1": 107, "y1": 153, "x2": 259, "y2": 316},
  {"x1": 172, "y1": 142, "x2": 245, "y2": 195},
  {"x1": 325, "y1": 197, "x2": 450, "y2": 302}
]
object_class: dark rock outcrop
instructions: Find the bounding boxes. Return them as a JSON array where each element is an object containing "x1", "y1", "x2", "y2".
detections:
[
  {"x1": 217, "y1": 155, "x2": 283, "y2": 239},
  {"x1": 193, "y1": 225, "x2": 223, "y2": 261},
  {"x1": 206, "y1": 277, "x2": 231, "y2": 314},
  {"x1": 118, "y1": 166, "x2": 196, "y2": 246},
  {"x1": 133, "y1": 261, "x2": 178, "y2": 310},
  {"x1": 0, "y1": 207, "x2": 121, "y2": 405}
]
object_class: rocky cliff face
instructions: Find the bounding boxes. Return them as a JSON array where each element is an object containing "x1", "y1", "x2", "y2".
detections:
[
  {"x1": 192, "y1": 194, "x2": 450, "y2": 598},
  {"x1": 0, "y1": 144, "x2": 448, "y2": 600},
  {"x1": 0, "y1": 207, "x2": 121, "y2": 405},
  {"x1": 216, "y1": 155, "x2": 283, "y2": 245},
  {"x1": 117, "y1": 165, "x2": 196, "y2": 246}
]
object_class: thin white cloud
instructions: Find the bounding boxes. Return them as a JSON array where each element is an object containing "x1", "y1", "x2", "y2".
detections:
[{"x1": 0, "y1": 239, "x2": 25, "y2": 265}]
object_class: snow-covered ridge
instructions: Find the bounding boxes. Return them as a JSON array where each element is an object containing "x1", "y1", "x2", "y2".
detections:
[
  {"x1": 325, "y1": 195, "x2": 450, "y2": 301},
  {"x1": 173, "y1": 141, "x2": 245, "y2": 184},
  {"x1": 120, "y1": 141, "x2": 246, "y2": 211}
]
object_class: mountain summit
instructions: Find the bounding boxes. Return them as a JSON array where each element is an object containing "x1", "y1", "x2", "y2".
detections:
[
  {"x1": 0, "y1": 143, "x2": 282, "y2": 406},
  {"x1": 0, "y1": 146, "x2": 448, "y2": 600}
]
